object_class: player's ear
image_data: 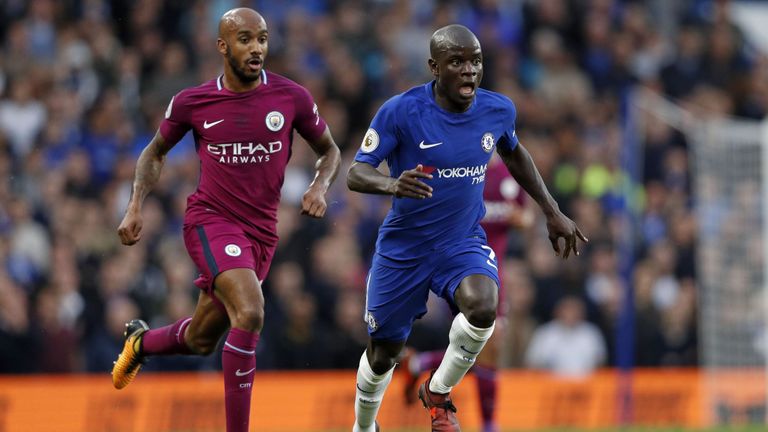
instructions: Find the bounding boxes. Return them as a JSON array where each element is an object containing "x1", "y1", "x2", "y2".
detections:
[
  {"x1": 428, "y1": 58, "x2": 438, "y2": 77},
  {"x1": 216, "y1": 38, "x2": 227, "y2": 55}
]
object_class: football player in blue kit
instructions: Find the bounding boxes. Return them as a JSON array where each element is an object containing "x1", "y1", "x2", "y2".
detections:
[{"x1": 347, "y1": 24, "x2": 587, "y2": 432}]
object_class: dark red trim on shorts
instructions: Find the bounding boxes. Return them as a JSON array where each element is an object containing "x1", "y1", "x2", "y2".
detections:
[{"x1": 196, "y1": 225, "x2": 219, "y2": 276}]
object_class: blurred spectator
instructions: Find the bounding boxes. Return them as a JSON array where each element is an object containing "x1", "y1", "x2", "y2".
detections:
[
  {"x1": 6, "y1": 197, "x2": 49, "y2": 284},
  {"x1": 0, "y1": 77, "x2": 46, "y2": 158},
  {"x1": 33, "y1": 288, "x2": 81, "y2": 372},
  {"x1": 525, "y1": 296, "x2": 607, "y2": 378},
  {"x1": 0, "y1": 270, "x2": 38, "y2": 373},
  {"x1": 267, "y1": 290, "x2": 332, "y2": 370},
  {"x1": 498, "y1": 258, "x2": 538, "y2": 369}
]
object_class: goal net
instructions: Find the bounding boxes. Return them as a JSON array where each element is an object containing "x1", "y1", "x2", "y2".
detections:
[{"x1": 631, "y1": 88, "x2": 768, "y2": 426}]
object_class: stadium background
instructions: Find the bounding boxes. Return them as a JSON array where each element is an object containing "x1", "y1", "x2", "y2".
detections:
[{"x1": 0, "y1": 0, "x2": 767, "y2": 431}]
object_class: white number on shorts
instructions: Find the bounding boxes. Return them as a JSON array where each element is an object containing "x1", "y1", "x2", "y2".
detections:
[{"x1": 480, "y1": 245, "x2": 498, "y2": 270}]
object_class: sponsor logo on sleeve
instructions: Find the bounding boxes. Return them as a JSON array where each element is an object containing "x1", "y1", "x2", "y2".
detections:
[{"x1": 361, "y1": 128, "x2": 379, "y2": 153}]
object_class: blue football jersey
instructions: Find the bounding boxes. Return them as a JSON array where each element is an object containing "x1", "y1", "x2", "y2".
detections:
[{"x1": 354, "y1": 82, "x2": 520, "y2": 262}]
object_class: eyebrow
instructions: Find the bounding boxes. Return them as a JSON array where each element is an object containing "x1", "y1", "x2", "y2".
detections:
[
  {"x1": 446, "y1": 51, "x2": 482, "y2": 59},
  {"x1": 236, "y1": 29, "x2": 268, "y2": 36}
]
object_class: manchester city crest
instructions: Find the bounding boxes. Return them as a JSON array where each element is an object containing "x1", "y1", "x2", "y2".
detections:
[
  {"x1": 481, "y1": 132, "x2": 495, "y2": 153},
  {"x1": 265, "y1": 111, "x2": 284, "y2": 132},
  {"x1": 224, "y1": 244, "x2": 242, "y2": 257}
]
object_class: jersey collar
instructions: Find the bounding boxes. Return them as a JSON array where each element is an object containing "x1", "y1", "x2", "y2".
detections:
[
  {"x1": 425, "y1": 80, "x2": 477, "y2": 116},
  {"x1": 217, "y1": 69, "x2": 268, "y2": 91}
]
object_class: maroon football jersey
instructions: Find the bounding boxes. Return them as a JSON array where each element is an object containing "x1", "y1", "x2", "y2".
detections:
[
  {"x1": 481, "y1": 157, "x2": 527, "y2": 246},
  {"x1": 160, "y1": 70, "x2": 327, "y2": 245}
]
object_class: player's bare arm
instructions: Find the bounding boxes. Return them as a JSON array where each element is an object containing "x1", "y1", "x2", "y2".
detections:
[
  {"x1": 497, "y1": 143, "x2": 588, "y2": 258},
  {"x1": 302, "y1": 127, "x2": 341, "y2": 218},
  {"x1": 347, "y1": 162, "x2": 433, "y2": 199},
  {"x1": 117, "y1": 131, "x2": 177, "y2": 245}
]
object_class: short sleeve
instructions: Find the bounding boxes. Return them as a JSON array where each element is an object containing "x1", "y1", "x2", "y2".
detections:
[
  {"x1": 159, "y1": 92, "x2": 191, "y2": 145},
  {"x1": 354, "y1": 95, "x2": 401, "y2": 167},
  {"x1": 292, "y1": 86, "x2": 327, "y2": 142},
  {"x1": 496, "y1": 97, "x2": 519, "y2": 152}
]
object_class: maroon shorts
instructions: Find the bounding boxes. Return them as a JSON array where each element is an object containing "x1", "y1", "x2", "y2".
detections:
[{"x1": 183, "y1": 210, "x2": 275, "y2": 310}]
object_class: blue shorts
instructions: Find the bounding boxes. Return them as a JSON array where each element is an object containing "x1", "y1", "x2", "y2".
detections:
[{"x1": 364, "y1": 237, "x2": 500, "y2": 341}]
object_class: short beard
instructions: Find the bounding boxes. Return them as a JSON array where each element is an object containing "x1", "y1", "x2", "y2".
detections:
[{"x1": 225, "y1": 45, "x2": 260, "y2": 83}]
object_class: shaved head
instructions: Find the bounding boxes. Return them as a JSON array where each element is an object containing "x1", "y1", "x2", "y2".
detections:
[
  {"x1": 218, "y1": 7, "x2": 266, "y2": 38},
  {"x1": 429, "y1": 24, "x2": 480, "y2": 59}
]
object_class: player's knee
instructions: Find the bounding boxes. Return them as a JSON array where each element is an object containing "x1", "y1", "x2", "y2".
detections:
[
  {"x1": 229, "y1": 305, "x2": 265, "y2": 332},
  {"x1": 464, "y1": 305, "x2": 497, "y2": 328},
  {"x1": 456, "y1": 278, "x2": 498, "y2": 328},
  {"x1": 369, "y1": 353, "x2": 396, "y2": 375}
]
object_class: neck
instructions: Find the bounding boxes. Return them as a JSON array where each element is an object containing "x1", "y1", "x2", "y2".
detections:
[
  {"x1": 222, "y1": 68, "x2": 262, "y2": 92},
  {"x1": 432, "y1": 81, "x2": 471, "y2": 113}
]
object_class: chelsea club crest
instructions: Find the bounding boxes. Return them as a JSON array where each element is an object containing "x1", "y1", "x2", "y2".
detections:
[
  {"x1": 365, "y1": 311, "x2": 378, "y2": 331},
  {"x1": 481, "y1": 132, "x2": 495, "y2": 153}
]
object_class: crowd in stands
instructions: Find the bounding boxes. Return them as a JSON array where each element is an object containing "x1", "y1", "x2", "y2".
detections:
[{"x1": 0, "y1": 0, "x2": 765, "y2": 374}]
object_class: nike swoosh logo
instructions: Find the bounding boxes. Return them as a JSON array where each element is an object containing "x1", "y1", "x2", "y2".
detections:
[
  {"x1": 460, "y1": 345, "x2": 480, "y2": 355},
  {"x1": 235, "y1": 368, "x2": 255, "y2": 377},
  {"x1": 203, "y1": 119, "x2": 224, "y2": 129},
  {"x1": 419, "y1": 140, "x2": 443, "y2": 149},
  {"x1": 356, "y1": 383, "x2": 376, "y2": 394}
]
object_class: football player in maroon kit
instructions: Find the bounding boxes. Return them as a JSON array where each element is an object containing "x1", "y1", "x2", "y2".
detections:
[{"x1": 111, "y1": 8, "x2": 340, "y2": 432}]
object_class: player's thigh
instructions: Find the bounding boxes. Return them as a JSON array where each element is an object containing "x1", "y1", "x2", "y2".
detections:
[
  {"x1": 431, "y1": 238, "x2": 500, "y2": 314},
  {"x1": 183, "y1": 217, "x2": 263, "y2": 312},
  {"x1": 365, "y1": 255, "x2": 432, "y2": 342},
  {"x1": 214, "y1": 267, "x2": 264, "y2": 323}
]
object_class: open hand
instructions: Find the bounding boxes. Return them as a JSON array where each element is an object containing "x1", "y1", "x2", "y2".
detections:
[{"x1": 546, "y1": 212, "x2": 588, "y2": 259}]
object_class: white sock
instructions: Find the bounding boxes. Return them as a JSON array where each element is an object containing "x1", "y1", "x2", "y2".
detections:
[
  {"x1": 430, "y1": 313, "x2": 494, "y2": 395},
  {"x1": 353, "y1": 351, "x2": 393, "y2": 432}
]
